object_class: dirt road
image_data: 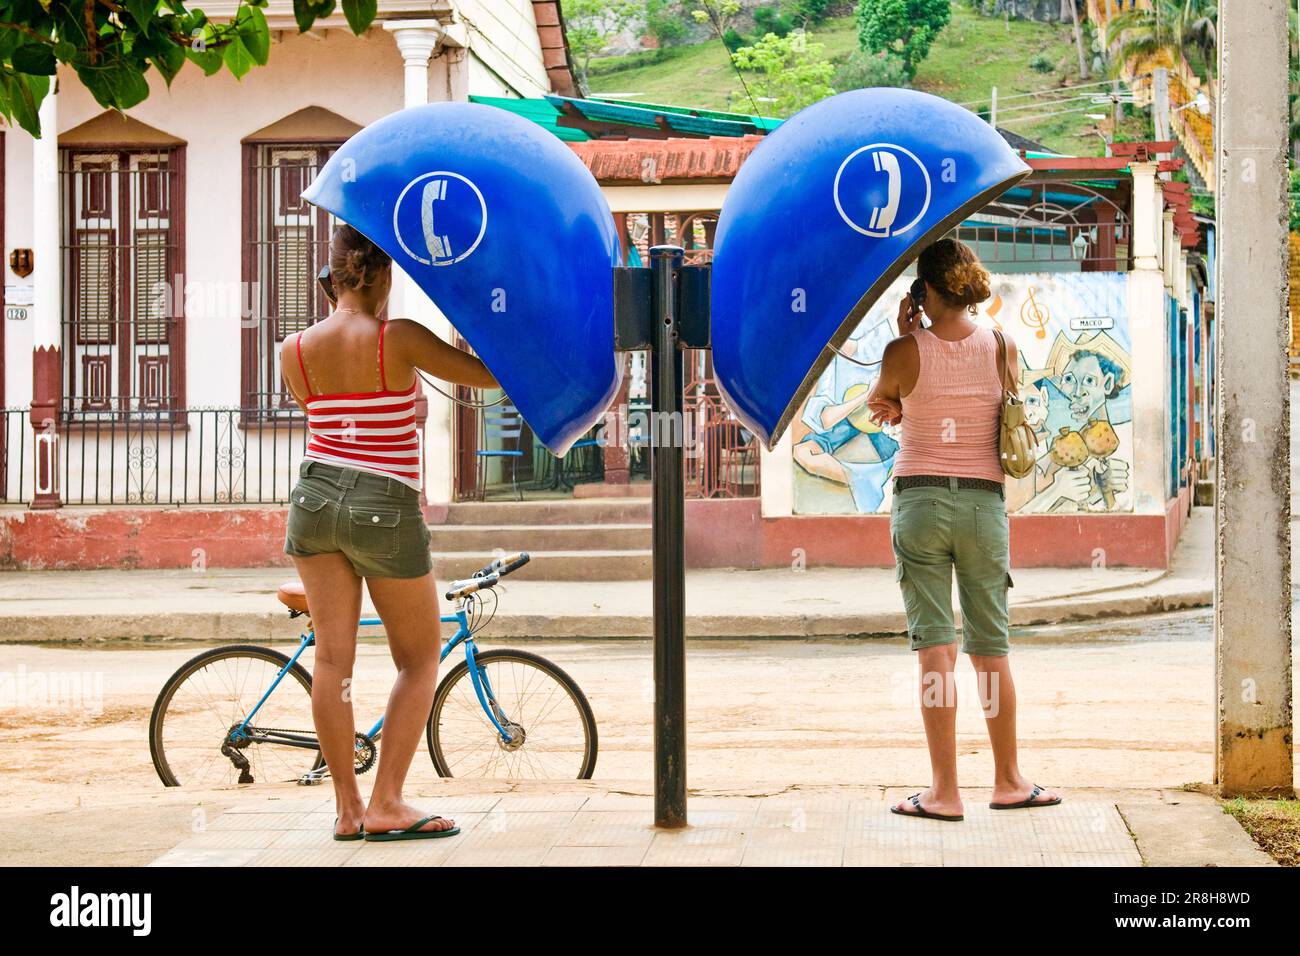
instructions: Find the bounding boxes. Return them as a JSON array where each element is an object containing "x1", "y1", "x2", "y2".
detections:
[{"x1": 0, "y1": 611, "x2": 1223, "y2": 865}]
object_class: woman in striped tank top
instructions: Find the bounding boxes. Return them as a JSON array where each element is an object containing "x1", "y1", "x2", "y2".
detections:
[
  {"x1": 281, "y1": 225, "x2": 497, "y2": 841},
  {"x1": 868, "y1": 239, "x2": 1061, "y2": 822}
]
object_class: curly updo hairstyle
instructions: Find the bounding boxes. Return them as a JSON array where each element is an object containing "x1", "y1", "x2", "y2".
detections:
[
  {"x1": 916, "y1": 238, "x2": 991, "y2": 315},
  {"x1": 328, "y1": 223, "x2": 392, "y2": 293}
]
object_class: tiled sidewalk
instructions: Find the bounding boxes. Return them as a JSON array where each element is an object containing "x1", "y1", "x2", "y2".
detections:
[{"x1": 151, "y1": 787, "x2": 1141, "y2": 867}]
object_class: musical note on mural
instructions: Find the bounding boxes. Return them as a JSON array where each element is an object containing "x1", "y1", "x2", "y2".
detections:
[
  {"x1": 1019, "y1": 286, "x2": 1049, "y2": 339},
  {"x1": 985, "y1": 293, "x2": 1003, "y2": 329}
]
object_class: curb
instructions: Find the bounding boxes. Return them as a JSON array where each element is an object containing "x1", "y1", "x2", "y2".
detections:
[{"x1": 0, "y1": 584, "x2": 1213, "y2": 644}]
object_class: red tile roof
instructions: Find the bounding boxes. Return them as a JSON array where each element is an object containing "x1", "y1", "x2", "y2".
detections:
[
  {"x1": 531, "y1": 1, "x2": 579, "y2": 97},
  {"x1": 567, "y1": 134, "x2": 766, "y2": 183}
]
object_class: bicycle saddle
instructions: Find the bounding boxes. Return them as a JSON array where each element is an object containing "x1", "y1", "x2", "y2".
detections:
[{"x1": 276, "y1": 581, "x2": 310, "y2": 615}]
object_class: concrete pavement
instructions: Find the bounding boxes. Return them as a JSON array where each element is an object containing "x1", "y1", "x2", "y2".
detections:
[
  {"x1": 6, "y1": 591, "x2": 1288, "y2": 866},
  {"x1": 0, "y1": 506, "x2": 1212, "y2": 643},
  {"x1": 140, "y1": 781, "x2": 1270, "y2": 868}
]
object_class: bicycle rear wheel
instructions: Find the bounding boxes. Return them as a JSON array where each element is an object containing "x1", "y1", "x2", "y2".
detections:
[
  {"x1": 427, "y1": 649, "x2": 597, "y2": 779},
  {"x1": 150, "y1": 645, "x2": 323, "y2": 788}
]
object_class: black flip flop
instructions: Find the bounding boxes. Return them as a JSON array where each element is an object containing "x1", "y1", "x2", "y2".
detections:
[
  {"x1": 989, "y1": 784, "x2": 1062, "y2": 810},
  {"x1": 890, "y1": 792, "x2": 964, "y2": 822},
  {"x1": 333, "y1": 817, "x2": 364, "y2": 842},
  {"x1": 364, "y1": 814, "x2": 461, "y2": 842}
]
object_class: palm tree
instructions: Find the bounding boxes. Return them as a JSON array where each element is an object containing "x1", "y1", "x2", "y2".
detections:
[
  {"x1": 1104, "y1": 0, "x2": 1177, "y2": 67},
  {"x1": 1106, "y1": 0, "x2": 1217, "y2": 79},
  {"x1": 1175, "y1": 0, "x2": 1217, "y2": 77}
]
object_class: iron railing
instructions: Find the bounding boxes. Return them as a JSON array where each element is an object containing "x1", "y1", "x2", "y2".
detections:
[
  {"x1": 55, "y1": 407, "x2": 313, "y2": 505},
  {"x1": 1, "y1": 409, "x2": 31, "y2": 504},
  {"x1": 956, "y1": 182, "x2": 1132, "y2": 270},
  {"x1": 59, "y1": 147, "x2": 185, "y2": 415},
  {"x1": 0, "y1": 407, "x2": 429, "y2": 507},
  {"x1": 242, "y1": 142, "x2": 341, "y2": 413}
]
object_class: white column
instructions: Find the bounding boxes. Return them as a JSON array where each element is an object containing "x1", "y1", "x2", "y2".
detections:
[
  {"x1": 1162, "y1": 209, "x2": 1177, "y2": 288},
  {"x1": 1176, "y1": 248, "x2": 1190, "y2": 307},
  {"x1": 1127, "y1": 159, "x2": 1170, "y2": 515},
  {"x1": 1129, "y1": 162, "x2": 1161, "y2": 271},
  {"x1": 30, "y1": 90, "x2": 62, "y2": 507},
  {"x1": 32, "y1": 93, "x2": 59, "y2": 351},
  {"x1": 384, "y1": 19, "x2": 456, "y2": 506},
  {"x1": 384, "y1": 20, "x2": 443, "y2": 108},
  {"x1": 759, "y1": 433, "x2": 794, "y2": 518}
]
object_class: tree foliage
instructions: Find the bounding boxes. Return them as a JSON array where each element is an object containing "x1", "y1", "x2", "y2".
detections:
[
  {"x1": 1105, "y1": 0, "x2": 1217, "y2": 78},
  {"x1": 832, "y1": 48, "x2": 908, "y2": 91},
  {"x1": 853, "y1": 0, "x2": 951, "y2": 79},
  {"x1": 785, "y1": 0, "x2": 831, "y2": 28},
  {"x1": 0, "y1": 0, "x2": 379, "y2": 136},
  {"x1": 730, "y1": 29, "x2": 833, "y2": 117},
  {"x1": 562, "y1": 0, "x2": 642, "y2": 89},
  {"x1": 644, "y1": 0, "x2": 689, "y2": 47}
]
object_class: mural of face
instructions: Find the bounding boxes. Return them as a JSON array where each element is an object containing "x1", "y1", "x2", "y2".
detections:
[
  {"x1": 1059, "y1": 353, "x2": 1114, "y2": 426},
  {"x1": 1022, "y1": 382, "x2": 1050, "y2": 430}
]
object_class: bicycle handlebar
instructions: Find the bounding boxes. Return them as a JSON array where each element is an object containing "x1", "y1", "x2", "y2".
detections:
[
  {"x1": 444, "y1": 551, "x2": 531, "y2": 601},
  {"x1": 476, "y1": 551, "x2": 530, "y2": 578}
]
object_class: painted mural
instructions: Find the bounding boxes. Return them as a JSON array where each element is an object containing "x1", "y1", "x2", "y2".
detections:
[{"x1": 792, "y1": 272, "x2": 1133, "y2": 515}]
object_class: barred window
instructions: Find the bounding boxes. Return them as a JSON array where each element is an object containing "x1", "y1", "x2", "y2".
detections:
[
  {"x1": 242, "y1": 143, "x2": 339, "y2": 417},
  {"x1": 60, "y1": 148, "x2": 183, "y2": 418}
]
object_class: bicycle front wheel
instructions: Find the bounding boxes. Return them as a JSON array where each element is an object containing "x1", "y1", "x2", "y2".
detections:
[
  {"x1": 150, "y1": 645, "x2": 323, "y2": 788},
  {"x1": 427, "y1": 649, "x2": 597, "y2": 779}
]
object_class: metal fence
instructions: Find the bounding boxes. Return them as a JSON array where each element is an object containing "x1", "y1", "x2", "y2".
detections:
[
  {"x1": 242, "y1": 142, "x2": 340, "y2": 413},
  {"x1": 53, "y1": 408, "x2": 313, "y2": 505},
  {"x1": 0, "y1": 408, "x2": 399, "y2": 507},
  {"x1": 956, "y1": 182, "x2": 1132, "y2": 271},
  {"x1": 59, "y1": 147, "x2": 185, "y2": 417},
  {"x1": 1, "y1": 409, "x2": 31, "y2": 504}
]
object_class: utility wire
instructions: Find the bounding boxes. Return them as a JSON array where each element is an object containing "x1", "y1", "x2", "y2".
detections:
[
  {"x1": 992, "y1": 92, "x2": 1119, "y2": 115},
  {"x1": 697, "y1": 0, "x2": 764, "y2": 118},
  {"x1": 996, "y1": 103, "x2": 1116, "y2": 125},
  {"x1": 956, "y1": 77, "x2": 1120, "y2": 109}
]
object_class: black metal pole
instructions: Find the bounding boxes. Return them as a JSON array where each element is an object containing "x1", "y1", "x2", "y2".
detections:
[{"x1": 649, "y1": 244, "x2": 687, "y2": 828}]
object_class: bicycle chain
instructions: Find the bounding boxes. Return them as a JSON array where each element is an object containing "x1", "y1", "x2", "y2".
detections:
[{"x1": 247, "y1": 728, "x2": 377, "y2": 775}]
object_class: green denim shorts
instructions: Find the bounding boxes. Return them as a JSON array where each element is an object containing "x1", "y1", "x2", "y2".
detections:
[
  {"x1": 284, "y1": 461, "x2": 433, "y2": 579},
  {"x1": 890, "y1": 479, "x2": 1013, "y2": 657}
]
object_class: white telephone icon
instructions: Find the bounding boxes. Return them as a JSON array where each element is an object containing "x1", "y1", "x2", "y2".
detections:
[
  {"x1": 833, "y1": 143, "x2": 931, "y2": 240},
  {"x1": 868, "y1": 150, "x2": 902, "y2": 236},
  {"x1": 421, "y1": 178, "x2": 453, "y2": 261}
]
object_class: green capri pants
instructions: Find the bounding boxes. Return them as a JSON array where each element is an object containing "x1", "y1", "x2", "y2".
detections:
[{"x1": 890, "y1": 478, "x2": 1013, "y2": 657}]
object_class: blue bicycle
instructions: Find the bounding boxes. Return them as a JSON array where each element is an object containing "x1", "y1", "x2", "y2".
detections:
[{"x1": 149, "y1": 553, "x2": 598, "y2": 787}]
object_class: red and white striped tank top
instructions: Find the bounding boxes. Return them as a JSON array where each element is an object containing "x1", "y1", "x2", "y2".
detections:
[
  {"x1": 893, "y1": 326, "x2": 1004, "y2": 483},
  {"x1": 295, "y1": 321, "x2": 422, "y2": 491}
]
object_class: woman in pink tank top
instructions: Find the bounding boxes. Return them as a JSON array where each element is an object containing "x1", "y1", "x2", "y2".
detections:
[{"x1": 867, "y1": 239, "x2": 1061, "y2": 822}]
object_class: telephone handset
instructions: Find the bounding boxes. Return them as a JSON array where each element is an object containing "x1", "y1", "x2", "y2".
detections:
[{"x1": 908, "y1": 276, "x2": 929, "y2": 328}]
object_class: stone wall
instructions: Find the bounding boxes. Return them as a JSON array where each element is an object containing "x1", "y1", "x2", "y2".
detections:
[{"x1": 979, "y1": 0, "x2": 1075, "y2": 22}]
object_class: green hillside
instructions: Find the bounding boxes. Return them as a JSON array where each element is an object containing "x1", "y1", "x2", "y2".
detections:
[{"x1": 586, "y1": 4, "x2": 1115, "y2": 156}]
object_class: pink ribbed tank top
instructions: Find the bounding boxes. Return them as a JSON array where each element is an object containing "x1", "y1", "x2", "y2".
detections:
[{"x1": 893, "y1": 326, "x2": 1004, "y2": 483}]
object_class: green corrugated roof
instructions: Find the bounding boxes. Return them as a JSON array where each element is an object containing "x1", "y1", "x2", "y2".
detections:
[
  {"x1": 468, "y1": 95, "x2": 592, "y2": 141},
  {"x1": 468, "y1": 93, "x2": 781, "y2": 142},
  {"x1": 586, "y1": 95, "x2": 783, "y2": 132},
  {"x1": 545, "y1": 95, "x2": 761, "y2": 137},
  {"x1": 469, "y1": 94, "x2": 1067, "y2": 162}
]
